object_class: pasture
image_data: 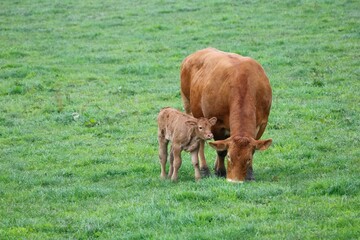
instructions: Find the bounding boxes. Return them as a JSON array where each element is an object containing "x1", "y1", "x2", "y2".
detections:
[{"x1": 0, "y1": 0, "x2": 359, "y2": 239}]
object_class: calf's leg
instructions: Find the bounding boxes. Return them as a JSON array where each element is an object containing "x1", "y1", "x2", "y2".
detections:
[
  {"x1": 190, "y1": 150, "x2": 201, "y2": 181},
  {"x1": 171, "y1": 146, "x2": 182, "y2": 181},
  {"x1": 158, "y1": 136, "x2": 168, "y2": 179},
  {"x1": 198, "y1": 140, "x2": 210, "y2": 177},
  {"x1": 168, "y1": 145, "x2": 174, "y2": 178}
]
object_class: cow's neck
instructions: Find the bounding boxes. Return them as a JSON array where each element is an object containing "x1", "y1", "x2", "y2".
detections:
[{"x1": 229, "y1": 87, "x2": 257, "y2": 138}]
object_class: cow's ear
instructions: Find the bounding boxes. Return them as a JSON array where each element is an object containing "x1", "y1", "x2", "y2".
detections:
[
  {"x1": 185, "y1": 120, "x2": 197, "y2": 127},
  {"x1": 209, "y1": 139, "x2": 230, "y2": 151},
  {"x1": 254, "y1": 138, "x2": 272, "y2": 150},
  {"x1": 209, "y1": 117, "x2": 217, "y2": 126}
]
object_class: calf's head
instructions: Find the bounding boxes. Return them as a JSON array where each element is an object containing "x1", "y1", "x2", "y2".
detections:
[
  {"x1": 209, "y1": 136, "x2": 272, "y2": 183},
  {"x1": 185, "y1": 117, "x2": 217, "y2": 140}
]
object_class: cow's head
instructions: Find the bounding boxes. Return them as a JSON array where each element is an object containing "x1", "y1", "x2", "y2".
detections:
[
  {"x1": 209, "y1": 136, "x2": 272, "y2": 183},
  {"x1": 186, "y1": 117, "x2": 217, "y2": 140}
]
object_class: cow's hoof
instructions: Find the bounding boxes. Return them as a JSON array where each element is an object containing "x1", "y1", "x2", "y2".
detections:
[
  {"x1": 245, "y1": 176, "x2": 255, "y2": 181},
  {"x1": 200, "y1": 167, "x2": 211, "y2": 178},
  {"x1": 215, "y1": 168, "x2": 226, "y2": 178},
  {"x1": 245, "y1": 174, "x2": 255, "y2": 181},
  {"x1": 245, "y1": 168, "x2": 255, "y2": 181}
]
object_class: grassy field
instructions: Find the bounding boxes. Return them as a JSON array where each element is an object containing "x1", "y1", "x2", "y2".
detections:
[{"x1": 1, "y1": 0, "x2": 359, "y2": 239}]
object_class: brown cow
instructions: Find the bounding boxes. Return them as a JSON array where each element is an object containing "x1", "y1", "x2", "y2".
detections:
[
  {"x1": 180, "y1": 48, "x2": 272, "y2": 183},
  {"x1": 157, "y1": 107, "x2": 217, "y2": 181}
]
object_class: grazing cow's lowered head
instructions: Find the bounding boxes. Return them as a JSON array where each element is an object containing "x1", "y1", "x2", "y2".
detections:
[
  {"x1": 186, "y1": 117, "x2": 217, "y2": 141},
  {"x1": 209, "y1": 136, "x2": 272, "y2": 183}
]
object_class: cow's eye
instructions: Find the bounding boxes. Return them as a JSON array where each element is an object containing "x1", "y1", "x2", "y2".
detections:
[{"x1": 199, "y1": 126, "x2": 203, "y2": 130}]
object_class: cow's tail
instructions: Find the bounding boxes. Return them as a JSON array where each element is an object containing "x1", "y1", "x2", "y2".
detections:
[{"x1": 181, "y1": 91, "x2": 192, "y2": 115}]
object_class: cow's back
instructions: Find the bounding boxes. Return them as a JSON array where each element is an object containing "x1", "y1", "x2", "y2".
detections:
[{"x1": 180, "y1": 48, "x2": 272, "y2": 138}]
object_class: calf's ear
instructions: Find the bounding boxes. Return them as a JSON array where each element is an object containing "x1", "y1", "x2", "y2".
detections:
[
  {"x1": 209, "y1": 139, "x2": 230, "y2": 151},
  {"x1": 254, "y1": 138, "x2": 272, "y2": 150},
  {"x1": 209, "y1": 117, "x2": 217, "y2": 126},
  {"x1": 185, "y1": 120, "x2": 197, "y2": 127}
]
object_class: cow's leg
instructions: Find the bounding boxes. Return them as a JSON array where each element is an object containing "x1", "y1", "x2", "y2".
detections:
[
  {"x1": 168, "y1": 145, "x2": 174, "y2": 178},
  {"x1": 198, "y1": 140, "x2": 210, "y2": 177},
  {"x1": 245, "y1": 149, "x2": 256, "y2": 181},
  {"x1": 212, "y1": 127, "x2": 227, "y2": 177},
  {"x1": 246, "y1": 123, "x2": 267, "y2": 181},
  {"x1": 171, "y1": 146, "x2": 182, "y2": 181},
  {"x1": 214, "y1": 150, "x2": 227, "y2": 178},
  {"x1": 246, "y1": 165, "x2": 255, "y2": 181},
  {"x1": 190, "y1": 150, "x2": 201, "y2": 181},
  {"x1": 158, "y1": 136, "x2": 168, "y2": 179}
]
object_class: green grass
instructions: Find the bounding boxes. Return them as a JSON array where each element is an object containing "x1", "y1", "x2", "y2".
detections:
[{"x1": 1, "y1": 0, "x2": 359, "y2": 239}]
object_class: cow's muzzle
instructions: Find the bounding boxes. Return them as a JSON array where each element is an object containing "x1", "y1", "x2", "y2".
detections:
[{"x1": 226, "y1": 178, "x2": 244, "y2": 184}]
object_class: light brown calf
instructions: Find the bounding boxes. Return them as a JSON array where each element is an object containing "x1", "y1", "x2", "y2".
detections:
[{"x1": 157, "y1": 107, "x2": 217, "y2": 181}]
